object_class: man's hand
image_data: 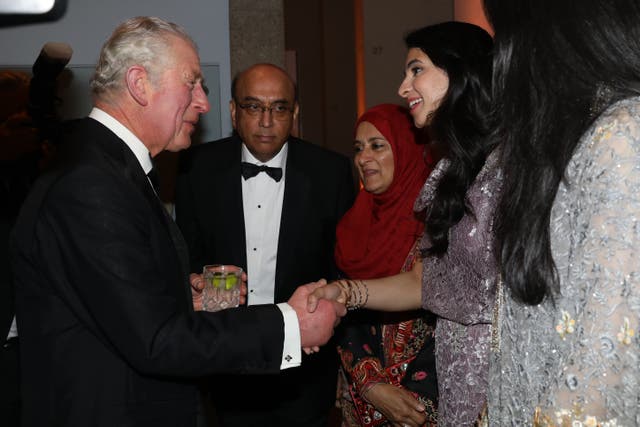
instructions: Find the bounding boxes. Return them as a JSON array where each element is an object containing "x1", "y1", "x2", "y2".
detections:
[
  {"x1": 189, "y1": 273, "x2": 205, "y2": 311},
  {"x1": 190, "y1": 271, "x2": 248, "y2": 311},
  {"x1": 288, "y1": 280, "x2": 346, "y2": 349}
]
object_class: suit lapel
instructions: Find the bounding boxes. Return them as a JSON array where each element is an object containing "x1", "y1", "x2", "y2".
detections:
[
  {"x1": 217, "y1": 138, "x2": 247, "y2": 267},
  {"x1": 275, "y1": 140, "x2": 310, "y2": 292},
  {"x1": 129, "y1": 154, "x2": 192, "y2": 305},
  {"x1": 90, "y1": 119, "x2": 192, "y2": 306}
]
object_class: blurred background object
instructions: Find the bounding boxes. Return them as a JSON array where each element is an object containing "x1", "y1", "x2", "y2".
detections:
[
  {"x1": 1, "y1": 42, "x2": 72, "y2": 427},
  {"x1": 27, "y1": 41, "x2": 72, "y2": 157},
  {"x1": 0, "y1": 0, "x2": 56, "y2": 14},
  {"x1": 0, "y1": 0, "x2": 66, "y2": 27}
]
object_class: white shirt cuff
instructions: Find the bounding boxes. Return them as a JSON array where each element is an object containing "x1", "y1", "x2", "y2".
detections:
[{"x1": 277, "y1": 302, "x2": 301, "y2": 369}]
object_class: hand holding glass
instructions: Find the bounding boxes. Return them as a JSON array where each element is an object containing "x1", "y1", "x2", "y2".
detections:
[{"x1": 202, "y1": 264, "x2": 243, "y2": 311}]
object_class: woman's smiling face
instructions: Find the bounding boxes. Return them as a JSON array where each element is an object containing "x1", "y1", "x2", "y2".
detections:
[{"x1": 398, "y1": 47, "x2": 449, "y2": 128}]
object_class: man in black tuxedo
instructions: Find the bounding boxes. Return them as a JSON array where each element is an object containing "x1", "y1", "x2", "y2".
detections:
[
  {"x1": 10, "y1": 17, "x2": 344, "y2": 427},
  {"x1": 175, "y1": 63, "x2": 355, "y2": 427}
]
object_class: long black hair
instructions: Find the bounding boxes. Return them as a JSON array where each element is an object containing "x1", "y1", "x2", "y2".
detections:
[
  {"x1": 406, "y1": 22, "x2": 494, "y2": 255},
  {"x1": 485, "y1": 0, "x2": 640, "y2": 304}
]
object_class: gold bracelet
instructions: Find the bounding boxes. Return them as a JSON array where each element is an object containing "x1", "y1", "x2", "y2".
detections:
[
  {"x1": 360, "y1": 280, "x2": 369, "y2": 308},
  {"x1": 335, "y1": 279, "x2": 369, "y2": 310},
  {"x1": 345, "y1": 279, "x2": 366, "y2": 310},
  {"x1": 349, "y1": 279, "x2": 359, "y2": 309}
]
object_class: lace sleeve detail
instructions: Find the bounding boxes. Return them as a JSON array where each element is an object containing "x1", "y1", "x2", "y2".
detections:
[{"x1": 537, "y1": 100, "x2": 640, "y2": 426}]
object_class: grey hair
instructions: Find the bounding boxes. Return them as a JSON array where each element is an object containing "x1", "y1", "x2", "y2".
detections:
[{"x1": 90, "y1": 16, "x2": 196, "y2": 101}]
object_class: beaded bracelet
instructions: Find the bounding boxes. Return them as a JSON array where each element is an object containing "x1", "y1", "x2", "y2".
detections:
[
  {"x1": 357, "y1": 279, "x2": 369, "y2": 309},
  {"x1": 339, "y1": 279, "x2": 369, "y2": 310}
]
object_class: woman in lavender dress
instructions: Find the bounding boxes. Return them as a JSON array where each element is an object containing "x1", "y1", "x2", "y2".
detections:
[{"x1": 310, "y1": 22, "x2": 496, "y2": 426}]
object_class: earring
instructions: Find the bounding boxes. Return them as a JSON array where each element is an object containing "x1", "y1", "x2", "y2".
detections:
[{"x1": 589, "y1": 83, "x2": 614, "y2": 118}]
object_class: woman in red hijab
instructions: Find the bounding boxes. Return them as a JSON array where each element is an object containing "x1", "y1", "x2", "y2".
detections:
[{"x1": 335, "y1": 103, "x2": 437, "y2": 426}]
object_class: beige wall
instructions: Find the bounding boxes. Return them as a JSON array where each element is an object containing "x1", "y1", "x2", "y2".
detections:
[
  {"x1": 454, "y1": 0, "x2": 492, "y2": 34},
  {"x1": 319, "y1": 0, "x2": 358, "y2": 158},
  {"x1": 283, "y1": 0, "x2": 358, "y2": 159},
  {"x1": 229, "y1": 0, "x2": 286, "y2": 81},
  {"x1": 363, "y1": 0, "x2": 453, "y2": 109},
  {"x1": 283, "y1": 0, "x2": 328, "y2": 147}
]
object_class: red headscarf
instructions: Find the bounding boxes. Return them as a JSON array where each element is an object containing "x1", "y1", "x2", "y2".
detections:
[{"x1": 335, "y1": 104, "x2": 433, "y2": 279}]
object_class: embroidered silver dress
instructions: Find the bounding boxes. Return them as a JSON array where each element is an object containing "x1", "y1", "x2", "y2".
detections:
[
  {"x1": 487, "y1": 97, "x2": 640, "y2": 426},
  {"x1": 415, "y1": 152, "x2": 502, "y2": 426}
]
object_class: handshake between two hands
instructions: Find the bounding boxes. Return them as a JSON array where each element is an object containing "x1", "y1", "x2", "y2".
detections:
[{"x1": 189, "y1": 271, "x2": 348, "y2": 353}]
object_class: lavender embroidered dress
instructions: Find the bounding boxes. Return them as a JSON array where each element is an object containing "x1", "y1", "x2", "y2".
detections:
[
  {"x1": 414, "y1": 152, "x2": 502, "y2": 426},
  {"x1": 487, "y1": 98, "x2": 640, "y2": 426}
]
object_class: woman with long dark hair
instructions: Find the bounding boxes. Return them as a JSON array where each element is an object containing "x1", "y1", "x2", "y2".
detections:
[
  {"x1": 310, "y1": 21, "x2": 496, "y2": 426},
  {"x1": 485, "y1": 0, "x2": 640, "y2": 424},
  {"x1": 400, "y1": 22, "x2": 497, "y2": 426}
]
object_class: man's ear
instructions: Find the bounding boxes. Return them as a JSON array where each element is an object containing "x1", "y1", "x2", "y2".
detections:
[
  {"x1": 291, "y1": 102, "x2": 300, "y2": 138},
  {"x1": 125, "y1": 66, "x2": 149, "y2": 106},
  {"x1": 292, "y1": 102, "x2": 300, "y2": 122},
  {"x1": 229, "y1": 99, "x2": 237, "y2": 129}
]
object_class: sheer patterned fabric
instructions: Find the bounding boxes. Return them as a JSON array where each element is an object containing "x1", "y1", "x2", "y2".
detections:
[
  {"x1": 488, "y1": 97, "x2": 640, "y2": 426},
  {"x1": 415, "y1": 152, "x2": 502, "y2": 426},
  {"x1": 337, "y1": 241, "x2": 438, "y2": 427}
]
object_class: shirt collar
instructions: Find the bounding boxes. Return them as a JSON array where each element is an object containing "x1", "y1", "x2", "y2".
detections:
[
  {"x1": 241, "y1": 141, "x2": 288, "y2": 171},
  {"x1": 89, "y1": 107, "x2": 154, "y2": 174}
]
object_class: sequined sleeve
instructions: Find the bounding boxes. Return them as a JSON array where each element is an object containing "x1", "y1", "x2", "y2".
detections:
[
  {"x1": 537, "y1": 99, "x2": 640, "y2": 426},
  {"x1": 417, "y1": 153, "x2": 501, "y2": 326}
]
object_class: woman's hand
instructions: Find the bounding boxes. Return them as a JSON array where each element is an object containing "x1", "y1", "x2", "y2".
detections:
[
  {"x1": 363, "y1": 383, "x2": 427, "y2": 427},
  {"x1": 301, "y1": 280, "x2": 348, "y2": 354},
  {"x1": 306, "y1": 280, "x2": 350, "y2": 313}
]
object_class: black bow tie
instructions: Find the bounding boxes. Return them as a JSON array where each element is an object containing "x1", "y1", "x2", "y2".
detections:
[{"x1": 240, "y1": 162, "x2": 283, "y2": 182}]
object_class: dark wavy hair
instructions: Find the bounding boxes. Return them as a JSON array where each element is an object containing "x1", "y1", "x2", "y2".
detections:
[
  {"x1": 485, "y1": 0, "x2": 640, "y2": 304},
  {"x1": 406, "y1": 22, "x2": 494, "y2": 256}
]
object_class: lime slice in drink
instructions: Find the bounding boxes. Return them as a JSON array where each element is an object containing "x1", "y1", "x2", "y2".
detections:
[
  {"x1": 212, "y1": 273, "x2": 224, "y2": 288},
  {"x1": 225, "y1": 274, "x2": 238, "y2": 290}
]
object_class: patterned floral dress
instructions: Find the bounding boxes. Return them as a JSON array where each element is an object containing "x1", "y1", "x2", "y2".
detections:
[
  {"x1": 487, "y1": 97, "x2": 640, "y2": 426},
  {"x1": 414, "y1": 152, "x2": 502, "y2": 427},
  {"x1": 337, "y1": 241, "x2": 438, "y2": 427}
]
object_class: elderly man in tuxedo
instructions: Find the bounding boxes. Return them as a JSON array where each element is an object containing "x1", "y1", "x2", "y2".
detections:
[
  {"x1": 175, "y1": 63, "x2": 355, "y2": 426},
  {"x1": 10, "y1": 17, "x2": 344, "y2": 427}
]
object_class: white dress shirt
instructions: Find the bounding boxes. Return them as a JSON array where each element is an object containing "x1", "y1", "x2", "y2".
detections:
[
  {"x1": 240, "y1": 142, "x2": 300, "y2": 367},
  {"x1": 241, "y1": 143, "x2": 287, "y2": 305},
  {"x1": 89, "y1": 108, "x2": 300, "y2": 368},
  {"x1": 89, "y1": 108, "x2": 153, "y2": 175},
  {"x1": 6, "y1": 317, "x2": 17, "y2": 340}
]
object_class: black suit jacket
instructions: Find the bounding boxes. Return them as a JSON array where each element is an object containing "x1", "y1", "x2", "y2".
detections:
[
  {"x1": 10, "y1": 119, "x2": 288, "y2": 427},
  {"x1": 175, "y1": 135, "x2": 355, "y2": 420},
  {"x1": 1, "y1": 217, "x2": 14, "y2": 342}
]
